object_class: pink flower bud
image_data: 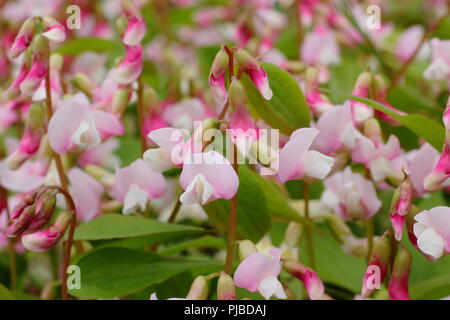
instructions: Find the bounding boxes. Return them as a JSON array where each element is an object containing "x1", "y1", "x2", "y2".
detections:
[
  {"x1": 21, "y1": 211, "x2": 72, "y2": 252},
  {"x1": 19, "y1": 35, "x2": 48, "y2": 96},
  {"x1": 444, "y1": 96, "x2": 450, "y2": 144},
  {"x1": 6, "y1": 204, "x2": 36, "y2": 238},
  {"x1": 5, "y1": 61, "x2": 29, "y2": 100},
  {"x1": 283, "y1": 260, "x2": 324, "y2": 300},
  {"x1": 238, "y1": 239, "x2": 257, "y2": 261},
  {"x1": 6, "y1": 102, "x2": 45, "y2": 170},
  {"x1": 228, "y1": 78, "x2": 247, "y2": 109},
  {"x1": 361, "y1": 231, "x2": 392, "y2": 298},
  {"x1": 423, "y1": 143, "x2": 450, "y2": 192},
  {"x1": 305, "y1": 67, "x2": 333, "y2": 116},
  {"x1": 9, "y1": 18, "x2": 35, "y2": 59},
  {"x1": 389, "y1": 173, "x2": 414, "y2": 241},
  {"x1": 388, "y1": 244, "x2": 411, "y2": 300},
  {"x1": 209, "y1": 47, "x2": 229, "y2": 104},
  {"x1": 235, "y1": 48, "x2": 273, "y2": 100},
  {"x1": 350, "y1": 71, "x2": 373, "y2": 124},
  {"x1": 186, "y1": 276, "x2": 209, "y2": 300},
  {"x1": 110, "y1": 45, "x2": 143, "y2": 84},
  {"x1": 217, "y1": 272, "x2": 236, "y2": 300},
  {"x1": 41, "y1": 17, "x2": 66, "y2": 43},
  {"x1": 27, "y1": 189, "x2": 57, "y2": 232},
  {"x1": 121, "y1": 0, "x2": 146, "y2": 46}
]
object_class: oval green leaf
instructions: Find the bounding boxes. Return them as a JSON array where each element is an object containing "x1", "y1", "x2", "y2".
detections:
[{"x1": 242, "y1": 62, "x2": 310, "y2": 135}]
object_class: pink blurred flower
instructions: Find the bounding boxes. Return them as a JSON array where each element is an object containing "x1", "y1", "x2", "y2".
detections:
[
  {"x1": 110, "y1": 45, "x2": 143, "y2": 84},
  {"x1": 321, "y1": 167, "x2": 381, "y2": 220},
  {"x1": 301, "y1": 24, "x2": 340, "y2": 67},
  {"x1": 121, "y1": 0, "x2": 146, "y2": 46},
  {"x1": 278, "y1": 128, "x2": 335, "y2": 183},
  {"x1": 423, "y1": 38, "x2": 450, "y2": 81},
  {"x1": 110, "y1": 159, "x2": 166, "y2": 215},
  {"x1": 78, "y1": 139, "x2": 121, "y2": 170},
  {"x1": 68, "y1": 168, "x2": 105, "y2": 222},
  {"x1": 395, "y1": 25, "x2": 425, "y2": 63},
  {"x1": 234, "y1": 248, "x2": 287, "y2": 300},
  {"x1": 352, "y1": 134, "x2": 401, "y2": 182},
  {"x1": 179, "y1": 151, "x2": 239, "y2": 205},
  {"x1": 413, "y1": 206, "x2": 450, "y2": 260},
  {"x1": 48, "y1": 93, "x2": 124, "y2": 154}
]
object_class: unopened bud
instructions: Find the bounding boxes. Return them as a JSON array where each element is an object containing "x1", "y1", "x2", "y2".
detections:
[
  {"x1": 30, "y1": 35, "x2": 49, "y2": 58},
  {"x1": 50, "y1": 53, "x2": 63, "y2": 71},
  {"x1": 111, "y1": 88, "x2": 130, "y2": 114},
  {"x1": 388, "y1": 244, "x2": 411, "y2": 300},
  {"x1": 239, "y1": 239, "x2": 257, "y2": 260},
  {"x1": 353, "y1": 71, "x2": 372, "y2": 95},
  {"x1": 283, "y1": 260, "x2": 324, "y2": 300},
  {"x1": 72, "y1": 73, "x2": 97, "y2": 98},
  {"x1": 142, "y1": 85, "x2": 159, "y2": 112},
  {"x1": 228, "y1": 78, "x2": 247, "y2": 109},
  {"x1": 6, "y1": 204, "x2": 35, "y2": 237},
  {"x1": 363, "y1": 118, "x2": 382, "y2": 146},
  {"x1": 284, "y1": 222, "x2": 303, "y2": 247},
  {"x1": 186, "y1": 276, "x2": 209, "y2": 300},
  {"x1": 327, "y1": 214, "x2": 351, "y2": 241},
  {"x1": 9, "y1": 17, "x2": 35, "y2": 59},
  {"x1": 217, "y1": 272, "x2": 236, "y2": 300},
  {"x1": 390, "y1": 173, "x2": 414, "y2": 241},
  {"x1": 116, "y1": 17, "x2": 128, "y2": 37},
  {"x1": 361, "y1": 231, "x2": 392, "y2": 298},
  {"x1": 28, "y1": 189, "x2": 57, "y2": 231},
  {"x1": 210, "y1": 47, "x2": 229, "y2": 78},
  {"x1": 235, "y1": 48, "x2": 258, "y2": 71}
]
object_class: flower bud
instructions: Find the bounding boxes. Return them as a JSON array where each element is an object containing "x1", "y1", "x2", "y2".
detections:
[
  {"x1": 444, "y1": 96, "x2": 450, "y2": 144},
  {"x1": 6, "y1": 102, "x2": 46, "y2": 169},
  {"x1": 388, "y1": 244, "x2": 411, "y2": 300},
  {"x1": 186, "y1": 275, "x2": 209, "y2": 300},
  {"x1": 228, "y1": 78, "x2": 247, "y2": 109},
  {"x1": 217, "y1": 272, "x2": 236, "y2": 300},
  {"x1": 284, "y1": 222, "x2": 303, "y2": 247},
  {"x1": 142, "y1": 85, "x2": 159, "y2": 111},
  {"x1": 361, "y1": 231, "x2": 392, "y2": 298},
  {"x1": 42, "y1": 16, "x2": 66, "y2": 43},
  {"x1": 121, "y1": 0, "x2": 146, "y2": 46},
  {"x1": 363, "y1": 118, "x2": 382, "y2": 146},
  {"x1": 283, "y1": 260, "x2": 324, "y2": 300},
  {"x1": 111, "y1": 88, "x2": 131, "y2": 114},
  {"x1": 351, "y1": 71, "x2": 373, "y2": 124},
  {"x1": 72, "y1": 73, "x2": 97, "y2": 98},
  {"x1": 239, "y1": 239, "x2": 257, "y2": 261},
  {"x1": 21, "y1": 211, "x2": 72, "y2": 252},
  {"x1": 9, "y1": 190, "x2": 38, "y2": 220},
  {"x1": 9, "y1": 17, "x2": 35, "y2": 59},
  {"x1": 327, "y1": 214, "x2": 351, "y2": 241},
  {"x1": 6, "y1": 204, "x2": 36, "y2": 238},
  {"x1": 19, "y1": 35, "x2": 48, "y2": 96},
  {"x1": 209, "y1": 47, "x2": 229, "y2": 104},
  {"x1": 236, "y1": 48, "x2": 272, "y2": 100},
  {"x1": 389, "y1": 172, "x2": 414, "y2": 241},
  {"x1": 27, "y1": 189, "x2": 58, "y2": 232}
]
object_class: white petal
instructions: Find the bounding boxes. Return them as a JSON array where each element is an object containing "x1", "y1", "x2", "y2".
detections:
[
  {"x1": 42, "y1": 28, "x2": 66, "y2": 43},
  {"x1": 123, "y1": 184, "x2": 148, "y2": 215},
  {"x1": 143, "y1": 148, "x2": 174, "y2": 172},
  {"x1": 179, "y1": 174, "x2": 214, "y2": 205},
  {"x1": 303, "y1": 150, "x2": 334, "y2": 180},
  {"x1": 71, "y1": 120, "x2": 101, "y2": 150},
  {"x1": 417, "y1": 227, "x2": 445, "y2": 259},
  {"x1": 369, "y1": 156, "x2": 391, "y2": 182},
  {"x1": 413, "y1": 222, "x2": 428, "y2": 239},
  {"x1": 257, "y1": 275, "x2": 286, "y2": 300},
  {"x1": 423, "y1": 58, "x2": 450, "y2": 80}
]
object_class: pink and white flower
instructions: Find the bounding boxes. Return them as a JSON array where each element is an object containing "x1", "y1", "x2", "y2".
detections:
[
  {"x1": 48, "y1": 93, "x2": 124, "y2": 154},
  {"x1": 423, "y1": 38, "x2": 450, "y2": 81},
  {"x1": 413, "y1": 206, "x2": 450, "y2": 260},
  {"x1": 278, "y1": 128, "x2": 335, "y2": 183},
  {"x1": 110, "y1": 45, "x2": 143, "y2": 84},
  {"x1": 321, "y1": 167, "x2": 381, "y2": 220},
  {"x1": 234, "y1": 248, "x2": 287, "y2": 300},
  {"x1": 110, "y1": 159, "x2": 166, "y2": 215}
]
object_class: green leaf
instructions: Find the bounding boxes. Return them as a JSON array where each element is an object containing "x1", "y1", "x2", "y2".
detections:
[
  {"x1": 204, "y1": 166, "x2": 270, "y2": 242},
  {"x1": 300, "y1": 226, "x2": 366, "y2": 293},
  {"x1": 0, "y1": 283, "x2": 15, "y2": 300},
  {"x1": 68, "y1": 247, "x2": 221, "y2": 298},
  {"x1": 242, "y1": 62, "x2": 310, "y2": 135},
  {"x1": 159, "y1": 235, "x2": 226, "y2": 256},
  {"x1": 55, "y1": 38, "x2": 117, "y2": 56},
  {"x1": 411, "y1": 275, "x2": 450, "y2": 300},
  {"x1": 73, "y1": 214, "x2": 203, "y2": 241},
  {"x1": 244, "y1": 168, "x2": 322, "y2": 233},
  {"x1": 387, "y1": 85, "x2": 441, "y2": 116}
]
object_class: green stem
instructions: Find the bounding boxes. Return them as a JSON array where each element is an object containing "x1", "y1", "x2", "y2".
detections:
[
  {"x1": 366, "y1": 218, "x2": 374, "y2": 262},
  {"x1": 303, "y1": 182, "x2": 316, "y2": 269},
  {"x1": 7, "y1": 239, "x2": 17, "y2": 291},
  {"x1": 136, "y1": 77, "x2": 147, "y2": 154}
]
